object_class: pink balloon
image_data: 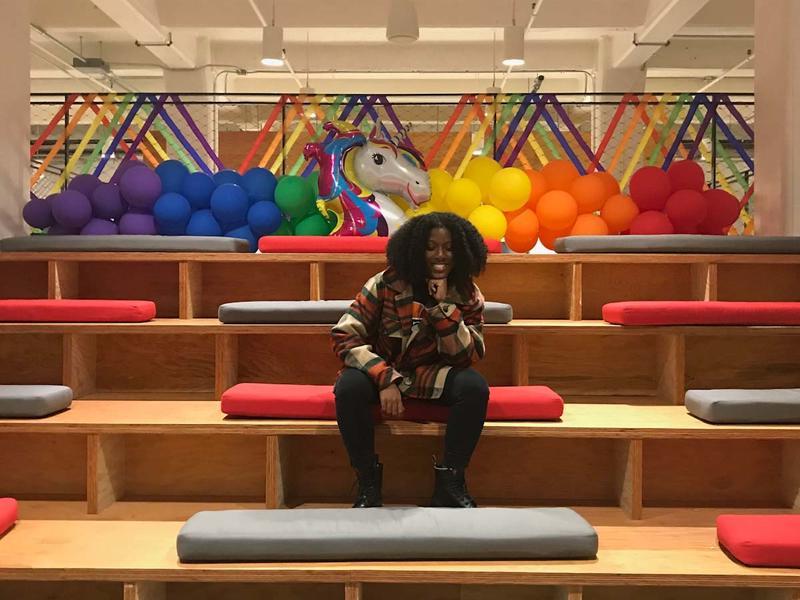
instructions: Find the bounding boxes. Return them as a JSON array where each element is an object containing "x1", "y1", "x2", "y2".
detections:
[
  {"x1": 629, "y1": 210, "x2": 675, "y2": 235},
  {"x1": 699, "y1": 189, "x2": 740, "y2": 234},
  {"x1": 629, "y1": 166, "x2": 671, "y2": 211},
  {"x1": 664, "y1": 190, "x2": 708, "y2": 233}
]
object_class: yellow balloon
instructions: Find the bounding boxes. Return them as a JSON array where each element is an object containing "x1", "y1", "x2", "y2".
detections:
[
  {"x1": 445, "y1": 178, "x2": 483, "y2": 217},
  {"x1": 489, "y1": 167, "x2": 532, "y2": 212},
  {"x1": 463, "y1": 156, "x2": 502, "y2": 201},
  {"x1": 468, "y1": 204, "x2": 507, "y2": 240},
  {"x1": 406, "y1": 203, "x2": 435, "y2": 217},
  {"x1": 428, "y1": 168, "x2": 453, "y2": 211}
]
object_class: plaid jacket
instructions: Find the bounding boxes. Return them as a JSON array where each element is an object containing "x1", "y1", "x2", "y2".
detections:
[{"x1": 331, "y1": 268, "x2": 485, "y2": 400}]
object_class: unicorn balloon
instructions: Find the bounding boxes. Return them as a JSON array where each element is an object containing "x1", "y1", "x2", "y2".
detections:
[{"x1": 304, "y1": 121, "x2": 430, "y2": 236}]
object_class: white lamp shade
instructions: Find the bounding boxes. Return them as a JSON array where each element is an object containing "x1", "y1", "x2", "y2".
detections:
[
  {"x1": 502, "y1": 25, "x2": 525, "y2": 66},
  {"x1": 261, "y1": 25, "x2": 284, "y2": 66},
  {"x1": 387, "y1": 0, "x2": 419, "y2": 43}
]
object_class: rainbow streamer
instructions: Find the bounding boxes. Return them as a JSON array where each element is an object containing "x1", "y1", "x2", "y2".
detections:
[
  {"x1": 80, "y1": 93, "x2": 134, "y2": 174},
  {"x1": 619, "y1": 95, "x2": 670, "y2": 188},
  {"x1": 455, "y1": 96, "x2": 498, "y2": 178},
  {"x1": 289, "y1": 95, "x2": 345, "y2": 175}
]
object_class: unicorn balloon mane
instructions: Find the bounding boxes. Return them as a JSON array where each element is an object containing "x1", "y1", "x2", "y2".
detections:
[{"x1": 303, "y1": 121, "x2": 431, "y2": 236}]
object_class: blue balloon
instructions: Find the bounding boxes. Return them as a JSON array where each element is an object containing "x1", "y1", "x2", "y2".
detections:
[
  {"x1": 210, "y1": 183, "x2": 249, "y2": 231},
  {"x1": 153, "y1": 192, "x2": 192, "y2": 235},
  {"x1": 181, "y1": 172, "x2": 215, "y2": 210},
  {"x1": 186, "y1": 209, "x2": 223, "y2": 236},
  {"x1": 247, "y1": 200, "x2": 283, "y2": 236},
  {"x1": 213, "y1": 169, "x2": 243, "y2": 188},
  {"x1": 225, "y1": 225, "x2": 257, "y2": 252},
  {"x1": 242, "y1": 167, "x2": 278, "y2": 204},
  {"x1": 155, "y1": 160, "x2": 190, "y2": 194}
]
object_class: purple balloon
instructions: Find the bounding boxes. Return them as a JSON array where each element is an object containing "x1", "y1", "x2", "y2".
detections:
[
  {"x1": 113, "y1": 158, "x2": 142, "y2": 180},
  {"x1": 119, "y1": 166, "x2": 162, "y2": 210},
  {"x1": 119, "y1": 212, "x2": 157, "y2": 235},
  {"x1": 91, "y1": 183, "x2": 125, "y2": 220},
  {"x1": 23, "y1": 198, "x2": 54, "y2": 228},
  {"x1": 48, "y1": 223, "x2": 80, "y2": 235},
  {"x1": 51, "y1": 190, "x2": 93, "y2": 229},
  {"x1": 81, "y1": 218, "x2": 119, "y2": 235},
  {"x1": 67, "y1": 174, "x2": 101, "y2": 199}
]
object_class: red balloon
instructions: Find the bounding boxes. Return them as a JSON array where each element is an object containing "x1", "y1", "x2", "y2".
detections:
[
  {"x1": 664, "y1": 190, "x2": 708, "y2": 233},
  {"x1": 629, "y1": 210, "x2": 675, "y2": 235},
  {"x1": 699, "y1": 188, "x2": 740, "y2": 234},
  {"x1": 667, "y1": 160, "x2": 705, "y2": 193},
  {"x1": 629, "y1": 166, "x2": 671, "y2": 212}
]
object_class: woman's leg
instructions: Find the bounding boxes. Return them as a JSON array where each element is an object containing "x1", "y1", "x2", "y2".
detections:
[{"x1": 333, "y1": 368, "x2": 379, "y2": 469}]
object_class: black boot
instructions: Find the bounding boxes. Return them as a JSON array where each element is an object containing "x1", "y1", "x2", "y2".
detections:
[
  {"x1": 352, "y1": 457, "x2": 383, "y2": 508},
  {"x1": 431, "y1": 463, "x2": 477, "y2": 508}
]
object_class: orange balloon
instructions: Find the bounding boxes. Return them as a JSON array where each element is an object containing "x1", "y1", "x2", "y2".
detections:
[
  {"x1": 505, "y1": 209, "x2": 539, "y2": 253},
  {"x1": 601, "y1": 194, "x2": 640, "y2": 234},
  {"x1": 595, "y1": 171, "x2": 620, "y2": 199},
  {"x1": 525, "y1": 169, "x2": 549, "y2": 212},
  {"x1": 570, "y1": 213, "x2": 609, "y2": 236},
  {"x1": 536, "y1": 190, "x2": 578, "y2": 231},
  {"x1": 538, "y1": 226, "x2": 570, "y2": 251},
  {"x1": 541, "y1": 160, "x2": 579, "y2": 191},
  {"x1": 570, "y1": 173, "x2": 609, "y2": 214},
  {"x1": 504, "y1": 207, "x2": 528, "y2": 221}
]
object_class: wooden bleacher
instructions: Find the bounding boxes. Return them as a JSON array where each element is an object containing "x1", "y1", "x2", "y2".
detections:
[{"x1": 1, "y1": 251, "x2": 799, "y2": 599}]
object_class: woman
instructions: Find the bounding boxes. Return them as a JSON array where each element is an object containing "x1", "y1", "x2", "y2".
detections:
[{"x1": 331, "y1": 212, "x2": 490, "y2": 509}]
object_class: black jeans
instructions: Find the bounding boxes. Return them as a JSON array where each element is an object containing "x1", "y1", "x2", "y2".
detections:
[{"x1": 334, "y1": 367, "x2": 489, "y2": 470}]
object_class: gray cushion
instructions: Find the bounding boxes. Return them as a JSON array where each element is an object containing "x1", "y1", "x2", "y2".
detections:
[
  {"x1": 685, "y1": 388, "x2": 800, "y2": 424},
  {"x1": 0, "y1": 235, "x2": 249, "y2": 253},
  {"x1": 177, "y1": 507, "x2": 598, "y2": 562},
  {"x1": 219, "y1": 300, "x2": 513, "y2": 324},
  {"x1": 0, "y1": 385, "x2": 73, "y2": 418},
  {"x1": 555, "y1": 235, "x2": 800, "y2": 254}
]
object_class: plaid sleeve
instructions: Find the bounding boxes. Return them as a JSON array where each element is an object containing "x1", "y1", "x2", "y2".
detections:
[
  {"x1": 426, "y1": 285, "x2": 486, "y2": 367},
  {"x1": 331, "y1": 273, "x2": 403, "y2": 390}
]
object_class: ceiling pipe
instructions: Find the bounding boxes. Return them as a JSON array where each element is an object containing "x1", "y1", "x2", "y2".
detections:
[
  {"x1": 499, "y1": 0, "x2": 544, "y2": 91},
  {"x1": 696, "y1": 50, "x2": 754, "y2": 93}
]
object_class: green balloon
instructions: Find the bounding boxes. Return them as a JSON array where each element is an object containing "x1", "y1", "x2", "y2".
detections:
[
  {"x1": 274, "y1": 176, "x2": 315, "y2": 219},
  {"x1": 269, "y1": 219, "x2": 294, "y2": 236},
  {"x1": 293, "y1": 212, "x2": 332, "y2": 236},
  {"x1": 307, "y1": 171, "x2": 320, "y2": 198}
]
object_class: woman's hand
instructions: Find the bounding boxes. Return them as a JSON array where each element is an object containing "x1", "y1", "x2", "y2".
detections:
[
  {"x1": 427, "y1": 278, "x2": 448, "y2": 303},
  {"x1": 379, "y1": 383, "x2": 404, "y2": 416}
]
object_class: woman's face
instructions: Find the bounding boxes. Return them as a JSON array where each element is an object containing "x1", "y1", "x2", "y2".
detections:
[{"x1": 425, "y1": 226, "x2": 453, "y2": 279}]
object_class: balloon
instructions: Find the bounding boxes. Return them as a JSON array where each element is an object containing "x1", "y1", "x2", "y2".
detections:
[
  {"x1": 119, "y1": 165, "x2": 162, "y2": 210},
  {"x1": 153, "y1": 192, "x2": 192, "y2": 235},
  {"x1": 293, "y1": 212, "x2": 332, "y2": 236},
  {"x1": 536, "y1": 190, "x2": 578, "y2": 231},
  {"x1": 81, "y1": 218, "x2": 118, "y2": 235},
  {"x1": 247, "y1": 200, "x2": 283, "y2": 236},
  {"x1": 538, "y1": 226, "x2": 570, "y2": 251},
  {"x1": 505, "y1": 209, "x2": 539, "y2": 253},
  {"x1": 155, "y1": 160, "x2": 189, "y2": 194},
  {"x1": 629, "y1": 166, "x2": 671, "y2": 211},
  {"x1": 463, "y1": 156, "x2": 502, "y2": 201},
  {"x1": 210, "y1": 183, "x2": 250, "y2": 231},
  {"x1": 525, "y1": 169, "x2": 549, "y2": 212},
  {"x1": 664, "y1": 190, "x2": 708, "y2": 233},
  {"x1": 570, "y1": 214, "x2": 609, "y2": 236},
  {"x1": 181, "y1": 172, "x2": 216, "y2": 210},
  {"x1": 213, "y1": 169, "x2": 243, "y2": 187},
  {"x1": 274, "y1": 176, "x2": 315, "y2": 219},
  {"x1": 570, "y1": 173, "x2": 609, "y2": 215},
  {"x1": 542, "y1": 160, "x2": 579, "y2": 191},
  {"x1": 23, "y1": 198, "x2": 53, "y2": 229},
  {"x1": 225, "y1": 225, "x2": 257, "y2": 252},
  {"x1": 667, "y1": 160, "x2": 705, "y2": 192},
  {"x1": 51, "y1": 191, "x2": 92, "y2": 229},
  {"x1": 47, "y1": 224, "x2": 80, "y2": 235},
  {"x1": 445, "y1": 178, "x2": 482, "y2": 217},
  {"x1": 488, "y1": 167, "x2": 531, "y2": 212},
  {"x1": 270, "y1": 220, "x2": 293, "y2": 236},
  {"x1": 67, "y1": 174, "x2": 101, "y2": 199},
  {"x1": 601, "y1": 194, "x2": 639, "y2": 234},
  {"x1": 91, "y1": 183, "x2": 125, "y2": 220},
  {"x1": 428, "y1": 168, "x2": 453, "y2": 211},
  {"x1": 242, "y1": 167, "x2": 278, "y2": 204},
  {"x1": 699, "y1": 189, "x2": 740, "y2": 234},
  {"x1": 186, "y1": 209, "x2": 223, "y2": 237},
  {"x1": 119, "y1": 212, "x2": 157, "y2": 235},
  {"x1": 629, "y1": 210, "x2": 675, "y2": 235},
  {"x1": 595, "y1": 171, "x2": 620, "y2": 199},
  {"x1": 468, "y1": 205, "x2": 507, "y2": 241}
]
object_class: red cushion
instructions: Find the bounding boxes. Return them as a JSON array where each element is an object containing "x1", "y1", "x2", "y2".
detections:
[
  {"x1": 221, "y1": 383, "x2": 563, "y2": 421},
  {"x1": 717, "y1": 514, "x2": 800, "y2": 568},
  {"x1": 0, "y1": 498, "x2": 18, "y2": 537},
  {"x1": 0, "y1": 299, "x2": 156, "y2": 322},
  {"x1": 258, "y1": 236, "x2": 503, "y2": 254},
  {"x1": 603, "y1": 301, "x2": 800, "y2": 326}
]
